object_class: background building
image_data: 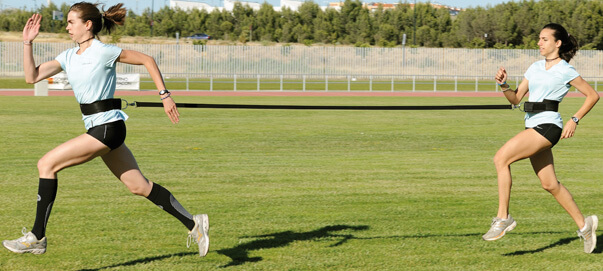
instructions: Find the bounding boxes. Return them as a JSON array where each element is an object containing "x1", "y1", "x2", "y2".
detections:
[{"x1": 170, "y1": 0, "x2": 461, "y2": 13}]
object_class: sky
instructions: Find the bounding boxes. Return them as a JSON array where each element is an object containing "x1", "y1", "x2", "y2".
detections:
[{"x1": 0, "y1": 0, "x2": 524, "y2": 14}]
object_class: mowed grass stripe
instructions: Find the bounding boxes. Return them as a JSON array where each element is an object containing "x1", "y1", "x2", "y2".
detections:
[{"x1": 1, "y1": 96, "x2": 602, "y2": 270}]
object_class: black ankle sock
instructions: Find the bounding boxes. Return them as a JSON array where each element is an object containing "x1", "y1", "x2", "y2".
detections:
[
  {"x1": 146, "y1": 183, "x2": 195, "y2": 230},
  {"x1": 31, "y1": 178, "x2": 57, "y2": 240}
]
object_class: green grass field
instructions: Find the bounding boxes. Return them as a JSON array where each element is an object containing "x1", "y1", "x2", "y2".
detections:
[{"x1": 1, "y1": 95, "x2": 603, "y2": 270}]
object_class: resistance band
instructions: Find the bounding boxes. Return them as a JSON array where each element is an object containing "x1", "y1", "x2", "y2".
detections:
[{"x1": 126, "y1": 101, "x2": 518, "y2": 111}]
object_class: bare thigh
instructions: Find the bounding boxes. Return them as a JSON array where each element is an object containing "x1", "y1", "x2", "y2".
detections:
[
  {"x1": 38, "y1": 134, "x2": 110, "y2": 179},
  {"x1": 494, "y1": 128, "x2": 553, "y2": 167},
  {"x1": 101, "y1": 144, "x2": 152, "y2": 197}
]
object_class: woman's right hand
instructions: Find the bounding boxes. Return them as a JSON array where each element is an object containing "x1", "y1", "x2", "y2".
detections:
[
  {"x1": 23, "y1": 14, "x2": 42, "y2": 42},
  {"x1": 495, "y1": 67, "x2": 508, "y2": 85}
]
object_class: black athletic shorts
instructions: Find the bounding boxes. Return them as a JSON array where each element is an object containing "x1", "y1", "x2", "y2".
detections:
[
  {"x1": 86, "y1": 120, "x2": 126, "y2": 150},
  {"x1": 527, "y1": 123, "x2": 562, "y2": 147}
]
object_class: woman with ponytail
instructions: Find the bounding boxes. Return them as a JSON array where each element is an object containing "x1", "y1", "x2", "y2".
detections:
[
  {"x1": 482, "y1": 23, "x2": 599, "y2": 253},
  {"x1": 2, "y1": 2, "x2": 209, "y2": 257}
]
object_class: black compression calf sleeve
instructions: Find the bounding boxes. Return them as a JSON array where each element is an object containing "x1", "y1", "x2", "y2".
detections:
[
  {"x1": 31, "y1": 178, "x2": 57, "y2": 239},
  {"x1": 146, "y1": 183, "x2": 195, "y2": 230}
]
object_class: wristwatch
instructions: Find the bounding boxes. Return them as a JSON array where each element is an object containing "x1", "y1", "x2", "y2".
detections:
[
  {"x1": 159, "y1": 89, "x2": 170, "y2": 95},
  {"x1": 571, "y1": 116, "x2": 580, "y2": 125}
]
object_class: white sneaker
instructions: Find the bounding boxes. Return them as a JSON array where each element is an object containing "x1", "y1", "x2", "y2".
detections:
[
  {"x1": 187, "y1": 214, "x2": 209, "y2": 257},
  {"x1": 2, "y1": 228, "x2": 47, "y2": 255},
  {"x1": 577, "y1": 215, "x2": 598, "y2": 253},
  {"x1": 482, "y1": 215, "x2": 517, "y2": 241}
]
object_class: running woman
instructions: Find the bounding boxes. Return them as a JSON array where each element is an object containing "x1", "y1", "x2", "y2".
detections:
[
  {"x1": 482, "y1": 23, "x2": 599, "y2": 253},
  {"x1": 2, "y1": 2, "x2": 209, "y2": 256}
]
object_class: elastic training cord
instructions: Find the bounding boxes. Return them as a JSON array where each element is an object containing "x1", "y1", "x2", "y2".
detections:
[{"x1": 127, "y1": 101, "x2": 517, "y2": 111}]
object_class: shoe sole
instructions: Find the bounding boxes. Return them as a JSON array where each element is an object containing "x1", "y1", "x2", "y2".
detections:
[
  {"x1": 3, "y1": 242, "x2": 46, "y2": 255},
  {"x1": 483, "y1": 220, "x2": 517, "y2": 241},
  {"x1": 585, "y1": 215, "x2": 598, "y2": 253},
  {"x1": 199, "y1": 214, "x2": 210, "y2": 257}
]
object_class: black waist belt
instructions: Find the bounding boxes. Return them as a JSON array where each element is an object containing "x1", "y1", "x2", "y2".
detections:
[
  {"x1": 523, "y1": 99, "x2": 559, "y2": 113},
  {"x1": 80, "y1": 99, "x2": 122, "y2": 115}
]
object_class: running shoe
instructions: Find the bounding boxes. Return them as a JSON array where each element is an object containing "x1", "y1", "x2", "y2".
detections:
[
  {"x1": 482, "y1": 215, "x2": 517, "y2": 241},
  {"x1": 577, "y1": 215, "x2": 598, "y2": 253},
  {"x1": 187, "y1": 214, "x2": 209, "y2": 257},
  {"x1": 2, "y1": 228, "x2": 47, "y2": 255}
]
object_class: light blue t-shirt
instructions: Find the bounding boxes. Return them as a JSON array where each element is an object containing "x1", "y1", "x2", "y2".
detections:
[
  {"x1": 55, "y1": 39, "x2": 129, "y2": 130},
  {"x1": 523, "y1": 59, "x2": 579, "y2": 128}
]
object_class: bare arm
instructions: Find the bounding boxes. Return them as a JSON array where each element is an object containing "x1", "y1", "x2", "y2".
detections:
[
  {"x1": 561, "y1": 76, "x2": 599, "y2": 139},
  {"x1": 117, "y1": 49, "x2": 180, "y2": 124},
  {"x1": 23, "y1": 14, "x2": 62, "y2": 84},
  {"x1": 494, "y1": 66, "x2": 528, "y2": 105}
]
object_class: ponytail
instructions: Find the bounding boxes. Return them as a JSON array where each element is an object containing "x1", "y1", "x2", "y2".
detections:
[
  {"x1": 102, "y1": 3, "x2": 126, "y2": 34},
  {"x1": 560, "y1": 34, "x2": 579, "y2": 62}
]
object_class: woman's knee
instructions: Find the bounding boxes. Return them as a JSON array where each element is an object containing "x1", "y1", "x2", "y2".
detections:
[
  {"x1": 493, "y1": 151, "x2": 511, "y2": 169},
  {"x1": 37, "y1": 156, "x2": 57, "y2": 176},
  {"x1": 541, "y1": 180, "x2": 561, "y2": 193},
  {"x1": 122, "y1": 176, "x2": 152, "y2": 196},
  {"x1": 125, "y1": 182, "x2": 149, "y2": 196}
]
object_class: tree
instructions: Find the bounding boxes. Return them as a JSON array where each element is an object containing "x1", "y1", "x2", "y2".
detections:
[
  {"x1": 277, "y1": 7, "x2": 298, "y2": 43},
  {"x1": 1, "y1": 0, "x2": 602, "y2": 49},
  {"x1": 185, "y1": 8, "x2": 210, "y2": 36},
  {"x1": 125, "y1": 9, "x2": 151, "y2": 36},
  {"x1": 570, "y1": 0, "x2": 603, "y2": 49},
  {"x1": 255, "y1": 3, "x2": 278, "y2": 42},
  {"x1": 154, "y1": 7, "x2": 177, "y2": 37},
  {"x1": 231, "y1": 2, "x2": 255, "y2": 41},
  {"x1": 296, "y1": 1, "x2": 322, "y2": 42},
  {"x1": 339, "y1": 0, "x2": 363, "y2": 44},
  {"x1": 491, "y1": 2, "x2": 520, "y2": 46},
  {"x1": 314, "y1": 7, "x2": 338, "y2": 44}
]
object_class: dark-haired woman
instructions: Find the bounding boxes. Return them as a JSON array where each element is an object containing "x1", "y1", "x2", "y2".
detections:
[
  {"x1": 482, "y1": 23, "x2": 599, "y2": 253},
  {"x1": 2, "y1": 2, "x2": 209, "y2": 256}
]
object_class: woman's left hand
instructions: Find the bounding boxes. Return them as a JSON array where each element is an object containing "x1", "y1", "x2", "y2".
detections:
[
  {"x1": 162, "y1": 97, "x2": 180, "y2": 124},
  {"x1": 561, "y1": 121, "x2": 577, "y2": 139},
  {"x1": 23, "y1": 14, "x2": 42, "y2": 42}
]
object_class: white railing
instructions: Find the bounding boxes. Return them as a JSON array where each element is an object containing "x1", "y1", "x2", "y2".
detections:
[{"x1": 152, "y1": 73, "x2": 601, "y2": 92}]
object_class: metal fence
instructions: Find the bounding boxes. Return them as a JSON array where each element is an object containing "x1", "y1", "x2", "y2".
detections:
[
  {"x1": 1, "y1": 42, "x2": 602, "y2": 91},
  {"x1": 157, "y1": 74, "x2": 559, "y2": 92}
]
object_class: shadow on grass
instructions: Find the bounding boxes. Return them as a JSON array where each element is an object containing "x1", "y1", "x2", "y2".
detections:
[
  {"x1": 503, "y1": 236, "x2": 577, "y2": 256},
  {"x1": 503, "y1": 233, "x2": 603, "y2": 256},
  {"x1": 354, "y1": 231, "x2": 566, "y2": 240},
  {"x1": 76, "y1": 229, "x2": 596, "y2": 269},
  {"x1": 77, "y1": 252, "x2": 197, "y2": 271},
  {"x1": 593, "y1": 234, "x2": 603, "y2": 254},
  {"x1": 217, "y1": 224, "x2": 369, "y2": 268}
]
